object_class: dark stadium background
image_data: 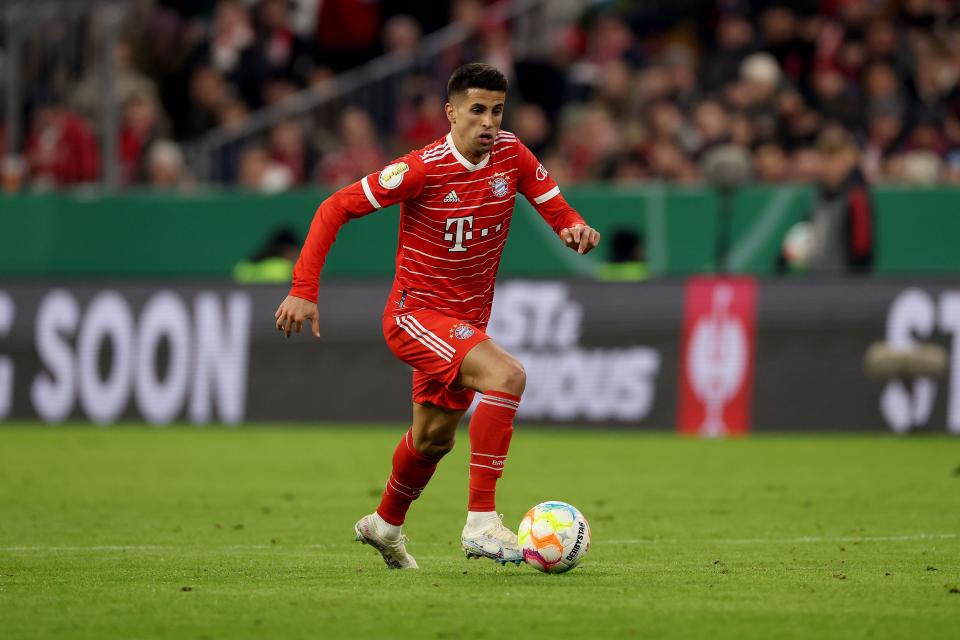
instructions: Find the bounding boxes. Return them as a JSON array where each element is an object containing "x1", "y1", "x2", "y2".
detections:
[{"x1": 3, "y1": 0, "x2": 959, "y2": 433}]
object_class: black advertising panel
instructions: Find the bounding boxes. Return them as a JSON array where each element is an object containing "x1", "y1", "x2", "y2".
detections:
[{"x1": 0, "y1": 279, "x2": 957, "y2": 434}]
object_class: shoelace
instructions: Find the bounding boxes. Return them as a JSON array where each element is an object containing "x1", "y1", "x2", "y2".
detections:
[{"x1": 482, "y1": 514, "x2": 517, "y2": 543}]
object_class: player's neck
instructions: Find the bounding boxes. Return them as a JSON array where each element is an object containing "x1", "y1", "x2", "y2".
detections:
[{"x1": 449, "y1": 130, "x2": 488, "y2": 165}]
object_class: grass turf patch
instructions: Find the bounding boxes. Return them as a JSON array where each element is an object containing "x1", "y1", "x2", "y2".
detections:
[{"x1": 1, "y1": 423, "x2": 958, "y2": 639}]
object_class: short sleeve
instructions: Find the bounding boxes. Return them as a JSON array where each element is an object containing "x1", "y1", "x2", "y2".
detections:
[{"x1": 358, "y1": 154, "x2": 426, "y2": 211}]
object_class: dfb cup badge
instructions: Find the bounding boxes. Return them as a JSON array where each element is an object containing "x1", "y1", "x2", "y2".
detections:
[
  {"x1": 450, "y1": 322, "x2": 476, "y2": 340},
  {"x1": 489, "y1": 174, "x2": 510, "y2": 198}
]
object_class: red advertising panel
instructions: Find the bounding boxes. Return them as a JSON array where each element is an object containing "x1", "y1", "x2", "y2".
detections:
[{"x1": 678, "y1": 277, "x2": 758, "y2": 436}]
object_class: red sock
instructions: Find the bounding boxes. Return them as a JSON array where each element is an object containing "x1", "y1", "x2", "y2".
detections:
[
  {"x1": 468, "y1": 391, "x2": 520, "y2": 512},
  {"x1": 376, "y1": 429, "x2": 439, "y2": 526}
]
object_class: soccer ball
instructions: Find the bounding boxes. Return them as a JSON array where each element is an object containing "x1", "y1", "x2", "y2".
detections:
[{"x1": 517, "y1": 501, "x2": 590, "y2": 573}]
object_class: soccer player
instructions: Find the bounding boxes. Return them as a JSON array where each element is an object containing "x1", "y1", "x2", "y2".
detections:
[{"x1": 274, "y1": 63, "x2": 600, "y2": 569}]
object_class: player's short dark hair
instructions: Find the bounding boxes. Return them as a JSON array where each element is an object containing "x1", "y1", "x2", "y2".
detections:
[{"x1": 447, "y1": 63, "x2": 509, "y2": 100}]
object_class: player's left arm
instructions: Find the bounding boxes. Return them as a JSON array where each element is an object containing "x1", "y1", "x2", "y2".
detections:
[{"x1": 515, "y1": 142, "x2": 600, "y2": 255}]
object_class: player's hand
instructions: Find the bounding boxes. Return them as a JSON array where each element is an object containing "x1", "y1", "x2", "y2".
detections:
[
  {"x1": 274, "y1": 295, "x2": 320, "y2": 339},
  {"x1": 560, "y1": 224, "x2": 601, "y2": 255}
]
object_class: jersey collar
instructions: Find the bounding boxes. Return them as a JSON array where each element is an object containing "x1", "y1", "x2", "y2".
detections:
[{"x1": 447, "y1": 132, "x2": 490, "y2": 171}]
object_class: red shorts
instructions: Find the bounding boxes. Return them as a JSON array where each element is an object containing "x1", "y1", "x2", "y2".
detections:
[{"x1": 382, "y1": 308, "x2": 490, "y2": 411}]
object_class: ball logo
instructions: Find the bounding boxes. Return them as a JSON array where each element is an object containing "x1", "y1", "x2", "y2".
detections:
[
  {"x1": 378, "y1": 162, "x2": 409, "y2": 189},
  {"x1": 564, "y1": 521, "x2": 586, "y2": 561},
  {"x1": 450, "y1": 322, "x2": 475, "y2": 340},
  {"x1": 489, "y1": 174, "x2": 510, "y2": 198},
  {"x1": 536, "y1": 164, "x2": 548, "y2": 181}
]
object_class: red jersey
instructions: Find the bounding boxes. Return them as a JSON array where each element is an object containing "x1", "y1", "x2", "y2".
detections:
[{"x1": 291, "y1": 131, "x2": 585, "y2": 324}]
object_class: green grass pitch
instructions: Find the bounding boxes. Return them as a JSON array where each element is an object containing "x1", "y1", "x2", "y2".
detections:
[{"x1": 1, "y1": 423, "x2": 958, "y2": 639}]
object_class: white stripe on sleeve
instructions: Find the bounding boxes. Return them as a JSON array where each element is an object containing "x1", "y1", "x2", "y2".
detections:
[
  {"x1": 533, "y1": 186, "x2": 560, "y2": 205},
  {"x1": 361, "y1": 176, "x2": 382, "y2": 209}
]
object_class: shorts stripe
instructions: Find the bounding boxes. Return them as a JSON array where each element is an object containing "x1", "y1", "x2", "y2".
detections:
[
  {"x1": 396, "y1": 316, "x2": 453, "y2": 362},
  {"x1": 403, "y1": 315, "x2": 456, "y2": 357},
  {"x1": 402, "y1": 314, "x2": 456, "y2": 358}
]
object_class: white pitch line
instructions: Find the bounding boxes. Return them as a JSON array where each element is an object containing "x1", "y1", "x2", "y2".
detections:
[{"x1": 602, "y1": 533, "x2": 959, "y2": 545}]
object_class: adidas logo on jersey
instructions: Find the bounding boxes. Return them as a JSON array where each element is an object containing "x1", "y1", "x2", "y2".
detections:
[{"x1": 443, "y1": 190, "x2": 460, "y2": 203}]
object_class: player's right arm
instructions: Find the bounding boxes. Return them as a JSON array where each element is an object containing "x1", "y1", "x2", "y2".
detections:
[{"x1": 275, "y1": 156, "x2": 425, "y2": 338}]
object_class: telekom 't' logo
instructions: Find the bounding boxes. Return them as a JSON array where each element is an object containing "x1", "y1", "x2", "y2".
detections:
[{"x1": 444, "y1": 216, "x2": 474, "y2": 252}]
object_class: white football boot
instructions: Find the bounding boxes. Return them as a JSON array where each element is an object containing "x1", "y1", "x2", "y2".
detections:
[
  {"x1": 461, "y1": 513, "x2": 524, "y2": 565},
  {"x1": 354, "y1": 513, "x2": 419, "y2": 569}
]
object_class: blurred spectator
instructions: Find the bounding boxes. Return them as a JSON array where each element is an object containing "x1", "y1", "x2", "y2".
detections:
[
  {"x1": 119, "y1": 92, "x2": 166, "y2": 185},
  {"x1": 394, "y1": 75, "x2": 449, "y2": 153},
  {"x1": 702, "y1": 13, "x2": 756, "y2": 92},
  {"x1": 235, "y1": 0, "x2": 315, "y2": 108},
  {"x1": 754, "y1": 143, "x2": 789, "y2": 183},
  {"x1": 692, "y1": 100, "x2": 730, "y2": 156},
  {"x1": 790, "y1": 148, "x2": 822, "y2": 183},
  {"x1": 8, "y1": 0, "x2": 960, "y2": 191},
  {"x1": 888, "y1": 150, "x2": 944, "y2": 185},
  {"x1": 945, "y1": 114, "x2": 960, "y2": 183},
  {"x1": 759, "y1": 5, "x2": 813, "y2": 86},
  {"x1": 649, "y1": 139, "x2": 698, "y2": 183},
  {"x1": 203, "y1": 0, "x2": 255, "y2": 76},
  {"x1": 71, "y1": 40, "x2": 162, "y2": 125},
  {"x1": 268, "y1": 120, "x2": 315, "y2": 186},
  {"x1": 315, "y1": 0, "x2": 382, "y2": 72},
  {"x1": 862, "y1": 62, "x2": 905, "y2": 120},
  {"x1": 25, "y1": 102, "x2": 100, "y2": 187},
  {"x1": 145, "y1": 139, "x2": 191, "y2": 190},
  {"x1": 796, "y1": 128, "x2": 873, "y2": 273},
  {"x1": 508, "y1": 104, "x2": 552, "y2": 157},
  {"x1": 186, "y1": 65, "x2": 232, "y2": 138},
  {"x1": 558, "y1": 104, "x2": 621, "y2": 181},
  {"x1": 238, "y1": 144, "x2": 294, "y2": 193},
  {"x1": 862, "y1": 108, "x2": 905, "y2": 182},
  {"x1": 318, "y1": 108, "x2": 387, "y2": 188},
  {"x1": 382, "y1": 15, "x2": 423, "y2": 59}
]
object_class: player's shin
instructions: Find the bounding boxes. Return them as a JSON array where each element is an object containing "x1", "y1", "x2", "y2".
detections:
[
  {"x1": 467, "y1": 390, "x2": 520, "y2": 517},
  {"x1": 376, "y1": 428, "x2": 440, "y2": 527}
]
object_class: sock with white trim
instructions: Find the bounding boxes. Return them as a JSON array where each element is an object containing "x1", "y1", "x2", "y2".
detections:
[
  {"x1": 376, "y1": 428, "x2": 439, "y2": 526},
  {"x1": 467, "y1": 390, "x2": 520, "y2": 512}
]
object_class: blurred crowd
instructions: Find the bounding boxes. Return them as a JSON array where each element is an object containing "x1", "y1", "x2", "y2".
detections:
[{"x1": 2, "y1": 0, "x2": 959, "y2": 191}]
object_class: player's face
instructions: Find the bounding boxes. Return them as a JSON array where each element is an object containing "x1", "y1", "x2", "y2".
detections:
[{"x1": 446, "y1": 88, "x2": 506, "y2": 161}]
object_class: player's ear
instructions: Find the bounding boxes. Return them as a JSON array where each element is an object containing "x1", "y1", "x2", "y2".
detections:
[{"x1": 445, "y1": 101, "x2": 456, "y2": 124}]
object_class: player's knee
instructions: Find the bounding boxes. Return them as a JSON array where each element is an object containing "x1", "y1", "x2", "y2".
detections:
[{"x1": 492, "y1": 359, "x2": 526, "y2": 396}]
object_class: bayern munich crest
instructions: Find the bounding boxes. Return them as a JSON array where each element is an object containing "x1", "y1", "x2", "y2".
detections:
[
  {"x1": 489, "y1": 174, "x2": 510, "y2": 198},
  {"x1": 450, "y1": 322, "x2": 476, "y2": 340}
]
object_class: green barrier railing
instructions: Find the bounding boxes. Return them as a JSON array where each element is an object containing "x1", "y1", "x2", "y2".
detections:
[{"x1": 1, "y1": 186, "x2": 958, "y2": 277}]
